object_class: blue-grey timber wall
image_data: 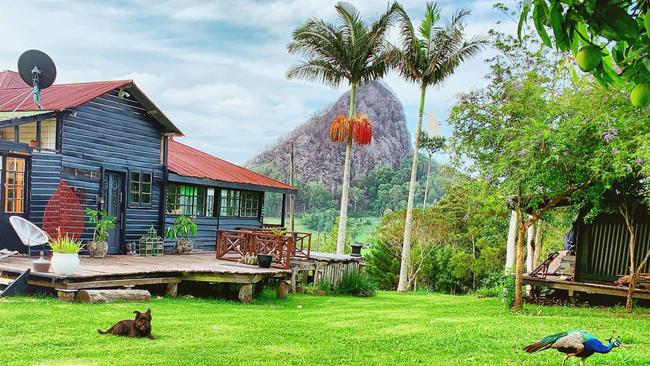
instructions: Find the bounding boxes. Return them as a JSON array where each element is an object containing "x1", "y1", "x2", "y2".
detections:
[
  {"x1": 29, "y1": 153, "x2": 62, "y2": 228},
  {"x1": 60, "y1": 90, "x2": 164, "y2": 247},
  {"x1": 164, "y1": 214, "x2": 262, "y2": 251}
]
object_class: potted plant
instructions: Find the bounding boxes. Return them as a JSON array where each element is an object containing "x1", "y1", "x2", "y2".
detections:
[
  {"x1": 85, "y1": 208, "x2": 116, "y2": 258},
  {"x1": 49, "y1": 227, "x2": 84, "y2": 275},
  {"x1": 165, "y1": 215, "x2": 197, "y2": 254},
  {"x1": 257, "y1": 253, "x2": 273, "y2": 268}
]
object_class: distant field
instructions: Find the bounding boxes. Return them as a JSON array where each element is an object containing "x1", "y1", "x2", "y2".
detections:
[
  {"x1": 0, "y1": 292, "x2": 648, "y2": 365},
  {"x1": 264, "y1": 215, "x2": 381, "y2": 251}
]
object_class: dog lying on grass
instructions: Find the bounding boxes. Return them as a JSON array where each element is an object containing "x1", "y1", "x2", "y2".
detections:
[{"x1": 98, "y1": 308, "x2": 155, "y2": 340}]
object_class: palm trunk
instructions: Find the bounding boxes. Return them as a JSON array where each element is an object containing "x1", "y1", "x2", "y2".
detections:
[
  {"x1": 422, "y1": 154, "x2": 432, "y2": 209},
  {"x1": 335, "y1": 83, "x2": 357, "y2": 255},
  {"x1": 397, "y1": 84, "x2": 426, "y2": 292}
]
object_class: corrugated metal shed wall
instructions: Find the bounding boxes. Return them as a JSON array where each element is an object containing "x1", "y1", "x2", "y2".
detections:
[{"x1": 577, "y1": 207, "x2": 650, "y2": 282}]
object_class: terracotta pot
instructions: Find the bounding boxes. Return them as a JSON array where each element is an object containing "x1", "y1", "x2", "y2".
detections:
[
  {"x1": 51, "y1": 253, "x2": 80, "y2": 275},
  {"x1": 87, "y1": 241, "x2": 108, "y2": 257}
]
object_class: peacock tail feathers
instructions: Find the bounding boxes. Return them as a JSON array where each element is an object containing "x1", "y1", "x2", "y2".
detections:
[{"x1": 540, "y1": 331, "x2": 569, "y2": 344}]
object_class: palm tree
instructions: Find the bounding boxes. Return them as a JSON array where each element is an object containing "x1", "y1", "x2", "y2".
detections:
[
  {"x1": 287, "y1": 2, "x2": 400, "y2": 255},
  {"x1": 395, "y1": 2, "x2": 486, "y2": 291},
  {"x1": 418, "y1": 130, "x2": 445, "y2": 208}
]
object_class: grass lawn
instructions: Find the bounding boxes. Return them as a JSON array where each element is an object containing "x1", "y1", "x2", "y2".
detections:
[{"x1": 1, "y1": 292, "x2": 649, "y2": 365}]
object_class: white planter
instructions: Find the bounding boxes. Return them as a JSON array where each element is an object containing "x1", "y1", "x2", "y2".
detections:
[{"x1": 51, "y1": 253, "x2": 80, "y2": 275}]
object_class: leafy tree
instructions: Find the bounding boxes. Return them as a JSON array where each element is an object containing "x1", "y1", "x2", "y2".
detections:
[
  {"x1": 287, "y1": 2, "x2": 400, "y2": 254},
  {"x1": 448, "y1": 29, "x2": 643, "y2": 310},
  {"x1": 418, "y1": 130, "x2": 446, "y2": 208},
  {"x1": 519, "y1": 0, "x2": 650, "y2": 106},
  {"x1": 394, "y1": 1, "x2": 486, "y2": 292},
  {"x1": 583, "y1": 106, "x2": 649, "y2": 311}
]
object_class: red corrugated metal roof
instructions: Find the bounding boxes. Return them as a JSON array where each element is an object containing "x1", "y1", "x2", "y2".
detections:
[
  {"x1": 0, "y1": 78, "x2": 130, "y2": 112},
  {"x1": 0, "y1": 70, "x2": 28, "y2": 89},
  {"x1": 168, "y1": 139, "x2": 296, "y2": 191}
]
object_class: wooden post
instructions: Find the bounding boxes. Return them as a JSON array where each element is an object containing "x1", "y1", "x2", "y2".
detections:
[
  {"x1": 505, "y1": 210, "x2": 518, "y2": 271},
  {"x1": 238, "y1": 284, "x2": 253, "y2": 303},
  {"x1": 277, "y1": 280, "x2": 290, "y2": 299},
  {"x1": 290, "y1": 269, "x2": 297, "y2": 293},
  {"x1": 289, "y1": 142, "x2": 295, "y2": 232},
  {"x1": 165, "y1": 282, "x2": 178, "y2": 297},
  {"x1": 57, "y1": 289, "x2": 77, "y2": 302},
  {"x1": 280, "y1": 194, "x2": 286, "y2": 228}
]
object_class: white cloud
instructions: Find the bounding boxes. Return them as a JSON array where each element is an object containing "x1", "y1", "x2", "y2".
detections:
[{"x1": 0, "y1": 0, "x2": 517, "y2": 163}]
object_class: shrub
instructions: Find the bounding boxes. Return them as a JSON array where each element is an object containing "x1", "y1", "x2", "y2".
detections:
[
  {"x1": 335, "y1": 271, "x2": 377, "y2": 297},
  {"x1": 501, "y1": 274, "x2": 517, "y2": 309}
]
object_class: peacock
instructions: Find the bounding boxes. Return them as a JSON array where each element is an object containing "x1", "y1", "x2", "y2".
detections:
[{"x1": 524, "y1": 330, "x2": 622, "y2": 366}]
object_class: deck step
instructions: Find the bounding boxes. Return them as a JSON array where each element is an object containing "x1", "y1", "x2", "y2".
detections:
[
  {"x1": 0, "y1": 269, "x2": 29, "y2": 297},
  {"x1": 0, "y1": 277, "x2": 13, "y2": 286}
]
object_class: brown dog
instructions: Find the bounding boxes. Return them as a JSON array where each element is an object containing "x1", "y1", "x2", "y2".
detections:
[{"x1": 98, "y1": 308, "x2": 154, "y2": 340}]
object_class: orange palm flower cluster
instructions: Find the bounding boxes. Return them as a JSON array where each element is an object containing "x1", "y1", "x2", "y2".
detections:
[{"x1": 328, "y1": 113, "x2": 372, "y2": 145}]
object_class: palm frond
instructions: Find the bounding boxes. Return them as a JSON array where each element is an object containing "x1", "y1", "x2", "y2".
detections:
[{"x1": 286, "y1": 59, "x2": 346, "y2": 88}]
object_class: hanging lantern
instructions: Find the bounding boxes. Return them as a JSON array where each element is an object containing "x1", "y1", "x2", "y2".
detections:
[
  {"x1": 352, "y1": 114, "x2": 372, "y2": 145},
  {"x1": 329, "y1": 114, "x2": 350, "y2": 143}
]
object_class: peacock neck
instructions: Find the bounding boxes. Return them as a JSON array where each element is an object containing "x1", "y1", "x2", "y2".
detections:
[{"x1": 595, "y1": 341, "x2": 614, "y2": 354}]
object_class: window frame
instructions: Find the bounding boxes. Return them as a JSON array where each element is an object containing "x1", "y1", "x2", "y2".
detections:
[{"x1": 128, "y1": 169, "x2": 153, "y2": 208}]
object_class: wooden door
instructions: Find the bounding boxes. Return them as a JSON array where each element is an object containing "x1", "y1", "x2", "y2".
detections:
[
  {"x1": 103, "y1": 171, "x2": 124, "y2": 254},
  {"x1": 0, "y1": 155, "x2": 29, "y2": 252}
]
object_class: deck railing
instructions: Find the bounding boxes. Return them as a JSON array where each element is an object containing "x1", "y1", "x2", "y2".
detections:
[{"x1": 216, "y1": 229, "x2": 311, "y2": 269}]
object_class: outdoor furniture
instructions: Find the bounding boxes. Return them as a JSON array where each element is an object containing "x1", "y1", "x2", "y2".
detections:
[
  {"x1": 216, "y1": 229, "x2": 310, "y2": 269},
  {"x1": 9, "y1": 216, "x2": 49, "y2": 256}
]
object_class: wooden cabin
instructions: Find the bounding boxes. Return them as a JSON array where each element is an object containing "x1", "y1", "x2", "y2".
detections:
[
  {"x1": 0, "y1": 70, "x2": 295, "y2": 254},
  {"x1": 525, "y1": 205, "x2": 650, "y2": 300}
]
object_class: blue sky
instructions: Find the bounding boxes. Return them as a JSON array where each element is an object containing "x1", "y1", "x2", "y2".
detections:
[{"x1": 0, "y1": 0, "x2": 515, "y2": 164}]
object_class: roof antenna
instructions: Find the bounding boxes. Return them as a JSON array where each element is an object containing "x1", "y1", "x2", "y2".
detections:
[{"x1": 17, "y1": 49, "x2": 57, "y2": 111}]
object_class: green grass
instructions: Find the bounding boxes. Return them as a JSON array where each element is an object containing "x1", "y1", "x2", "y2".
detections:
[{"x1": 1, "y1": 292, "x2": 649, "y2": 365}]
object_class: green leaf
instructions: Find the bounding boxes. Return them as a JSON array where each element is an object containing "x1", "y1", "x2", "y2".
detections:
[
  {"x1": 550, "y1": 2, "x2": 568, "y2": 51},
  {"x1": 532, "y1": 3, "x2": 552, "y2": 47},
  {"x1": 518, "y1": 0, "x2": 532, "y2": 40}
]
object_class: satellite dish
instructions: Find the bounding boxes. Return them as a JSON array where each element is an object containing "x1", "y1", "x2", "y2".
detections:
[{"x1": 17, "y1": 50, "x2": 57, "y2": 88}]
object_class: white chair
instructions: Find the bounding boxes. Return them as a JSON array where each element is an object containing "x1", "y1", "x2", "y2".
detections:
[{"x1": 9, "y1": 216, "x2": 49, "y2": 256}]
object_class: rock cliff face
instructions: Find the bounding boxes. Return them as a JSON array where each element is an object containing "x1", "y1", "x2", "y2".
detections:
[{"x1": 246, "y1": 81, "x2": 412, "y2": 190}]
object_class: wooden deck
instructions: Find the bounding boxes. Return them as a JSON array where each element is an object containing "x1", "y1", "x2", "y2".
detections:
[
  {"x1": 524, "y1": 274, "x2": 650, "y2": 300},
  {"x1": 0, "y1": 253, "x2": 290, "y2": 302}
]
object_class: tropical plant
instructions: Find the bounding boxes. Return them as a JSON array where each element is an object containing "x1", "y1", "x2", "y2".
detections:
[
  {"x1": 418, "y1": 130, "x2": 446, "y2": 208},
  {"x1": 335, "y1": 271, "x2": 377, "y2": 297},
  {"x1": 394, "y1": 2, "x2": 486, "y2": 292},
  {"x1": 84, "y1": 208, "x2": 116, "y2": 243},
  {"x1": 48, "y1": 227, "x2": 84, "y2": 254},
  {"x1": 286, "y1": 1, "x2": 400, "y2": 254},
  {"x1": 519, "y1": 0, "x2": 650, "y2": 106},
  {"x1": 165, "y1": 215, "x2": 198, "y2": 240}
]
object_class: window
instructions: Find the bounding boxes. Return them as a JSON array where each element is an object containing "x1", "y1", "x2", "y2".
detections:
[
  {"x1": 129, "y1": 170, "x2": 153, "y2": 206},
  {"x1": 240, "y1": 191, "x2": 260, "y2": 218},
  {"x1": 220, "y1": 189, "x2": 240, "y2": 216},
  {"x1": 166, "y1": 184, "x2": 210, "y2": 216},
  {"x1": 166, "y1": 185, "x2": 260, "y2": 218},
  {"x1": 5, "y1": 157, "x2": 25, "y2": 213},
  {"x1": 206, "y1": 188, "x2": 215, "y2": 217},
  {"x1": 0, "y1": 119, "x2": 56, "y2": 152}
]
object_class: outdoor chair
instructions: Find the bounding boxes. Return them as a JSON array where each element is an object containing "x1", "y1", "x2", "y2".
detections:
[{"x1": 9, "y1": 216, "x2": 49, "y2": 257}]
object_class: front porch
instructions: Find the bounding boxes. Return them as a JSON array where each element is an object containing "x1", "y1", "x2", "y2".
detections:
[{"x1": 0, "y1": 253, "x2": 290, "y2": 303}]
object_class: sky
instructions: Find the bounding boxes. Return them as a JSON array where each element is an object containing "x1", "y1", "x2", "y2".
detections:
[{"x1": 0, "y1": 0, "x2": 516, "y2": 164}]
